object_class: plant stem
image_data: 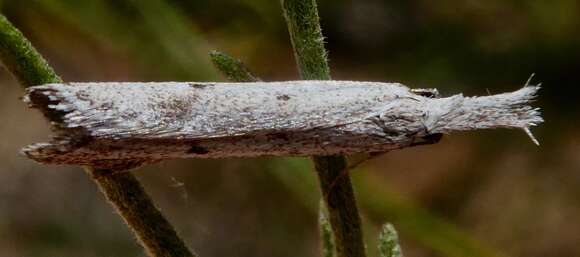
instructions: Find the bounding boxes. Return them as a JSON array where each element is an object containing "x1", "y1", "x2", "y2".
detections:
[
  {"x1": 0, "y1": 14, "x2": 194, "y2": 257},
  {"x1": 90, "y1": 169, "x2": 196, "y2": 257},
  {"x1": 319, "y1": 201, "x2": 337, "y2": 257},
  {"x1": 312, "y1": 155, "x2": 366, "y2": 257},
  {"x1": 280, "y1": 1, "x2": 367, "y2": 257},
  {"x1": 0, "y1": 15, "x2": 61, "y2": 86},
  {"x1": 280, "y1": 0, "x2": 330, "y2": 80},
  {"x1": 209, "y1": 50, "x2": 259, "y2": 82},
  {"x1": 209, "y1": 51, "x2": 343, "y2": 257}
]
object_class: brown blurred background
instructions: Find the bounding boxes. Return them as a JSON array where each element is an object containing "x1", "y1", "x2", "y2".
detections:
[{"x1": 0, "y1": 0, "x2": 578, "y2": 257}]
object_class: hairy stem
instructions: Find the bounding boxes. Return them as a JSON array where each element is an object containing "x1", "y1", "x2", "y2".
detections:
[
  {"x1": 209, "y1": 50, "x2": 341, "y2": 257},
  {"x1": 209, "y1": 50, "x2": 259, "y2": 82},
  {"x1": 209, "y1": 50, "x2": 254, "y2": 80},
  {"x1": 0, "y1": 15, "x2": 61, "y2": 86},
  {"x1": 280, "y1": 1, "x2": 367, "y2": 257},
  {"x1": 280, "y1": 0, "x2": 330, "y2": 80},
  {"x1": 312, "y1": 155, "x2": 366, "y2": 257},
  {"x1": 0, "y1": 14, "x2": 194, "y2": 257},
  {"x1": 90, "y1": 169, "x2": 195, "y2": 257}
]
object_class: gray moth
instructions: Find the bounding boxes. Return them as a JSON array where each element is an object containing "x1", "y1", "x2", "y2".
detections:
[{"x1": 22, "y1": 80, "x2": 543, "y2": 170}]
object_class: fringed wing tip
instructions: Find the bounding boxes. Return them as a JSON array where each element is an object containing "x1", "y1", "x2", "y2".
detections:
[
  {"x1": 523, "y1": 127, "x2": 540, "y2": 146},
  {"x1": 520, "y1": 80, "x2": 543, "y2": 146}
]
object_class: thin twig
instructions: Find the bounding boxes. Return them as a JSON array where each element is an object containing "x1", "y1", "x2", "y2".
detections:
[
  {"x1": 0, "y1": 15, "x2": 194, "y2": 257},
  {"x1": 280, "y1": 1, "x2": 367, "y2": 256}
]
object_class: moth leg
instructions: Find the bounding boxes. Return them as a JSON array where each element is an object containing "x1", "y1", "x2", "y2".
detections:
[
  {"x1": 346, "y1": 152, "x2": 387, "y2": 170},
  {"x1": 409, "y1": 133, "x2": 443, "y2": 146},
  {"x1": 322, "y1": 151, "x2": 388, "y2": 201}
]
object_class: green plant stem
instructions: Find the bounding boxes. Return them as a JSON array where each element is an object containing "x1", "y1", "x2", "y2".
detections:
[
  {"x1": 319, "y1": 201, "x2": 336, "y2": 257},
  {"x1": 280, "y1": 1, "x2": 367, "y2": 257},
  {"x1": 280, "y1": 0, "x2": 330, "y2": 80},
  {"x1": 209, "y1": 50, "x2": 258, "y2": 82},
  {"x1": 0, "y1": 14, "x2": 194, "y2": 257},
  {"x1": 209, "y1": 50, "x2": 341, "y2": 257},
  {"x1": 0, "y1": 15, "x2": 61, "y2": 86},
  {"x1": 90, "y1": 169, "x2": 195, "y2": 257},
  {"x1": 312, "y1": 156, "x2": 366, "y2": 257}
]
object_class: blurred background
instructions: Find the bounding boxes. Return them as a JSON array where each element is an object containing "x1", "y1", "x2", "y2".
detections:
[{"x1": 0, "y1": 0, "x2": 578, "y2": 257}]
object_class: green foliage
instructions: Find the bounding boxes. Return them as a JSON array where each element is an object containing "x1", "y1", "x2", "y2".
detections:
[{"x1": 378, "y1": 224, "x2": 403, "y2": 257}]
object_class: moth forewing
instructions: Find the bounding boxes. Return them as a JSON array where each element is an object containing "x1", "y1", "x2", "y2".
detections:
[
  {"x1": 27, "y1": 81, "x2": 417, "y2": 139},
  {"x1": 22, "y1": 81, "x2": 542, "y2": 170}
]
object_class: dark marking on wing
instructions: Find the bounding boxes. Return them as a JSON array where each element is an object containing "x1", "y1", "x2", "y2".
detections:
[
  {"x1": 277, "y1": 94, "x2": 291, "y2": 101},
  {"x1": 267, "y1": 132, "x2": 290, "y2": 142},
  {"x1": 189, "y1": 83, "x2": 213, "y2": 89},
  {"x1": 187, "y1": 144, "x2": 210, "y2": 154}
]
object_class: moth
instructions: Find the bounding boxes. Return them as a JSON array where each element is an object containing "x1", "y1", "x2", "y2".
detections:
[{"x1": 23, "y1": 80, "x2": 542, "y2": 170}]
